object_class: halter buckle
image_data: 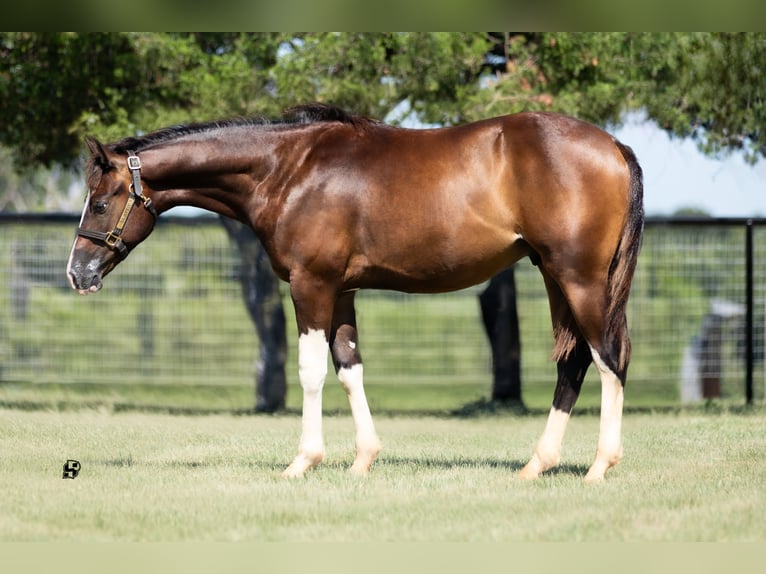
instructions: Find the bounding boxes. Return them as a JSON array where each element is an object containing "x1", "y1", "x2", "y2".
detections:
[
  {"x1": 127, "y1": 155, "x2": 141, "y2": 170},
  {"x1": 103, "y1": 231, "x2": 123, "y2": 248}
]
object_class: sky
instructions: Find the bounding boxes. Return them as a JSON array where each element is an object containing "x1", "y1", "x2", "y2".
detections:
[{"x1": 611, "y1": 115, "x2": 765, "y2": 218}]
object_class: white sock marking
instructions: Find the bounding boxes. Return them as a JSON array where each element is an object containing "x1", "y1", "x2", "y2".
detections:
[
  {"x1": 284, "y1": 328, "x2": 328, "y2": 476},
  {"x1": 337, "y1": 364, "x2": 381, "y2": 472},
  {"x1": 586, "y1": 346, "x2": 625, "y2": 481},
  {"x1": 520, "y1": 406, "x2": 570, "y2": 479}
]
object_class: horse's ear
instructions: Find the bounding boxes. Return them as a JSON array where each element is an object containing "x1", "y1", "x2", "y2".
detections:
[{"x1": 85, "y1": 137, "x2": 114, "y2": 171}]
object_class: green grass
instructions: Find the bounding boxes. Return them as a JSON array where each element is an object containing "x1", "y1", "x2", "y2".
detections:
[
  {"x1": 0, "y1": 374, "x2": 681, "y2": 416},
  {"x1": 0, "y1": 381, "x2": 489, "y2": 415},
  {"x1": 1, "y1": 405, "x2": 764, "y2": 541}
]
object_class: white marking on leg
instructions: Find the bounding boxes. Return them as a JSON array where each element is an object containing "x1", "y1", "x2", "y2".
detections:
[
  {"x1": 337, "y1": 364, "x2": 381, "y2": 475},
  {"x1": 585, "y1": 346, "x2": 625, "y2": 483},
  {"x1": 283, "y1": 328, "x2": 328, "y2": 477},
  {"x1": 519, "y1": 407, "x2": 570, "y2": 479}
]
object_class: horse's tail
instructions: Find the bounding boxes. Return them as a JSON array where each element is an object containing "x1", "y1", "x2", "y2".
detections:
[{"x1": 605, "y1": 140, "x2": 644, "y2": 374}]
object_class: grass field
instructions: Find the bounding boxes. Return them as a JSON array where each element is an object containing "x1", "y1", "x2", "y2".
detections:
[{"x1": 1, "y1": 403, "x2": 764, "y2": 542}]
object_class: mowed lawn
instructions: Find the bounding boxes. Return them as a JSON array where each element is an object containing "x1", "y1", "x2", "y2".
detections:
[{"x1": 1, "y1": 406, "x2": 764, "y2": 542}]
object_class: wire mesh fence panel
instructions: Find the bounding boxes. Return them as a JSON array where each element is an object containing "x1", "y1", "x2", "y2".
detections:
[
  {"x1": 1, "y1": 219, "x2": 257, "y2": 387},
  {"x1": 1, "y1": 216, "x2": 763, "y2": 406},
  {"x1": 628, "y1": 223, "x2": 763, "y2": 404}
]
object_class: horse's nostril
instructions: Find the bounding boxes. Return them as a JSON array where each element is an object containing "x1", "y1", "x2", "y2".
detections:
[
  {"x1": 67, "y1": 265, "x2": 82, "y2": 289},
  {"x1": 68, "y1": 271, "x2": 102, "y2": 293},
  {"x1": 69, "y1": 272, "x2": 84, "y2": 290},
  {"x1": 68, "y1": 266, "x2": 95, "y2": 291}
]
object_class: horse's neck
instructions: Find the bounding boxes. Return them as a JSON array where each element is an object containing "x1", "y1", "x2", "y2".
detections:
[{"x1": 139, "y1": 138, "x2": 274, "y2": 222}]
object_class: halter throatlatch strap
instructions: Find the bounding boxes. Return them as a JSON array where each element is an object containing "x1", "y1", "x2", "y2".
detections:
[{"x1": 76, "y1": 152, "x2": 156, "y2": 261}]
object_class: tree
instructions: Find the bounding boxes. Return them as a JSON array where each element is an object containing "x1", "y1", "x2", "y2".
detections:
[
  {"x1": 5, "y1": 32, "x2": 764, "y2": 171},
  {"x1": 469, "y1": 33, "x2": 765, "y2": 161},
  {"x1": 0, "y1": 32, "x2": 284, "y2": 169},
  {"x1": 642, "y1": 33, "x2": 766, "y2": 163},
  {"x1": 3, "y1": 32, "x2": 763, "y2": 407},
  {"x1": 1, "y1": 33, "x2": 141, "y2": 168}
]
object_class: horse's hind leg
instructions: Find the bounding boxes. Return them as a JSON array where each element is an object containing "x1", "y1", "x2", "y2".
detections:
[
  {"x1": 583, "y1": 313, "x2": 628, "y2": 483},
  {"x1": 519, "y1": 272, "x2": 592, "y2": 479},
  {"x1": 330, "y1": 291, "x2": 381, "y2": 474},
  {"x1": 554, "y1": 277, "x2": 628, "y2": 483}
]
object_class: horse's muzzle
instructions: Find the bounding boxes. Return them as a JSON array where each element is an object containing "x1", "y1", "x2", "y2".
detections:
[{"x1": 67, "y1": 260, "x2": 104, "y2": 295}]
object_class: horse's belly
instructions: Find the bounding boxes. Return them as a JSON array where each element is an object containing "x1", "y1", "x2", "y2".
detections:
[{"x1": 356, "y1": 237, "x2": 529, "y2": 294}]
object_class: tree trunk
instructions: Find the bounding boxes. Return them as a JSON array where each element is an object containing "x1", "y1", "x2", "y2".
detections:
[
  {"x1": 479, "y1": 267, "x2": 523, "y2": 405},
  {"x1": 220, "y1": 216, "x2": 287, "y2": 412}
]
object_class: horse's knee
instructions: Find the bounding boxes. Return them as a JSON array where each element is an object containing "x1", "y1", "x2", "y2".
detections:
[
  {"x1": 298, "y1": 328, "x2": 329, "y2": 392},
  {"x1": 331, "y1": 321, "x2": 361, "y2": 371},
  {"x1": 337, "y1": 363, "x2": 363, "y2": 394}
]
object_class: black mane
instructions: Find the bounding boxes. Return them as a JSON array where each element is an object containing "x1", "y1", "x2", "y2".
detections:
[
  {"x1": 109, "y1": 103, "x2": 372, "y2": 154},
  {"x1": 283, "y1": 103, "x2": 361, "y2": 125}
]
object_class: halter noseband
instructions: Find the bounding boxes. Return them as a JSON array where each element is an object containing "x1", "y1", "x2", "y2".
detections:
[{"x1": 77, "y1": 152, "x2": 157, "y2": 260}]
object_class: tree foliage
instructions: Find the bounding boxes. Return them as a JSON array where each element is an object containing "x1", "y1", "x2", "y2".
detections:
[
  {"x1": 477, "y1": 33, "x2": 765, "y2": 163},
  {"x1": 643, "y1": 33, "x2": 766, "y2": 163},
  {"x1": 0, "y1": 32, "x2": 283, "y2": 169},
  {"x1": 1, "y1": 32, "x2": 764, "y2": 208}
]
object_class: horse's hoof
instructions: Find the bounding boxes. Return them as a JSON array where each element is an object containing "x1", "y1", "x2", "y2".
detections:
[
  {"x1": 282, "y1": 453, "x2": 322, "y2": 478},
  {"x1": 517, "y1": 465, "x2": 540, "y2": 480},
  {"x1": 349, "y1": 461, "x2": 373, "y2": 476},
  {"x1": 584, "y1": 465, "x2": 608, "y2": 483},
  {"x1": 282, "y1": 466, "x2": 306, "y2": 478}
]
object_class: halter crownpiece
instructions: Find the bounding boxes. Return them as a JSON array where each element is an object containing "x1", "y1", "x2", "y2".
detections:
[
  {"x1": 76, "y1": 152, "x2": 157, "y2": 260},
  {"x1": 126, "y1": 152, "x2": 156, "y2": 216}
]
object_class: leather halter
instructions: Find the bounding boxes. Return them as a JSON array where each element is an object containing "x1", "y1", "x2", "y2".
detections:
[{"x1": 76, "y1": 152, "x2": 157, "y2": 260}]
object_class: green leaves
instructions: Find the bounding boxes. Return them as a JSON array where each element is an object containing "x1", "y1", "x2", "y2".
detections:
[
  {"x1": 2, "y1": 32, "x2": 765, "y2": 171},
  {"x1": 648, "y1": 33, "x2": 766, "y2": 163}
]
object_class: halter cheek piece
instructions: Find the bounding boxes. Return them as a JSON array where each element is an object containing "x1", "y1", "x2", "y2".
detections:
[{"x1": 76, "y1": 152, "x2": 157, "y2": 261}]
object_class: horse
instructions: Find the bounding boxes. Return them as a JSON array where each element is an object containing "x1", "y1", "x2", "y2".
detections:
[{"x1": 67, "y1": 103, "x2": 643, "y2": 482}]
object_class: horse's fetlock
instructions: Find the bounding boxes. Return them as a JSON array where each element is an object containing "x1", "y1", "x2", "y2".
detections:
[
  {"x1": 358, "y1": 436, "x2": 382, "y2": 459},
  {"x1": 535, "y1": 443, "x2": 561, "y2": 471},
  {"x1": 302, "y1": 447, "x2": 325, "y2": 466}
]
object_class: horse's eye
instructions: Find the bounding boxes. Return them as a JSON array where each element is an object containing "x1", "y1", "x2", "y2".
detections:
[{"x1": 91, "y1": 200, "x2": 108, "y2": 215}]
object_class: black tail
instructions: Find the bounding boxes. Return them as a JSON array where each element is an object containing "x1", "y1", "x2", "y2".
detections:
[{"x1": 605, "y1": 140, "x2": 644, "y2": 375}]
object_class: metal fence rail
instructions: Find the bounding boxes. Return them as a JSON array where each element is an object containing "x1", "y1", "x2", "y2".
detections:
[{"x1": 1, "y1": 214, "x2": 764, "y2": 407}]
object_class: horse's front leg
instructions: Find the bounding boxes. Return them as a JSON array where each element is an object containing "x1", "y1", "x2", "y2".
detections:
[
  {"x1": 330, "y1": 291, "x2": 381, "y2": 475},
  {"x1": 282, "y1": 280, "x2": 334, "y2": 478}
]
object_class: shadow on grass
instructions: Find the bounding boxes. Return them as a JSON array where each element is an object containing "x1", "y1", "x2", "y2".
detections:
[
  {"x1": 1, "y1": 397, "x2": 760, "y2": 418},
  {"x1": 96, "y1": 455, "x2": 287, "y2": 473},
  {"x1": 93, "y1": 449, "x2": 589, "y2": 478},
  {"x1": 379, "y1": 454, "x2": 590, "y2": 478}
]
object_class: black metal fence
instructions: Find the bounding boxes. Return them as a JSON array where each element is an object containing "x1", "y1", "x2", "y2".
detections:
[{"x1": 1, "y1": 214, "x2": 764, "y2": 408}]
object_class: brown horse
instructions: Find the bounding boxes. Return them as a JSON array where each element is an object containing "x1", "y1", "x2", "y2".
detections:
[{"x1": 67, "y1": 104, "x2": 643, "y2": 482}]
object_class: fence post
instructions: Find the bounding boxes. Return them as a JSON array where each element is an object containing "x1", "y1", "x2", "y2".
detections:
[{"x1": 745, "y1": 219, "x2": 754, "y2": 405}]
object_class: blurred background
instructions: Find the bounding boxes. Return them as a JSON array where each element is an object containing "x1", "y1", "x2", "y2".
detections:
[{"x1": 1, "y1": 33, "x2": 764, "y2": 413}]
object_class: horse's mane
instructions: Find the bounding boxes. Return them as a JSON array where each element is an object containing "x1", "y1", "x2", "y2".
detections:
[{"x1": 109, "y1": 103, "x2": 376, "y2": 154}]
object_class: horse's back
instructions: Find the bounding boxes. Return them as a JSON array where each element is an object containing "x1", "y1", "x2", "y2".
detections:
[{"x1": 273, "y1": 112, "x2": 635, "y2": 293}]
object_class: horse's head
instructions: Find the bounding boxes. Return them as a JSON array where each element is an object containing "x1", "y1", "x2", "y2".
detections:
[{"x1": 67, "y1": 137, "x2": 157, "y2": 294}]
